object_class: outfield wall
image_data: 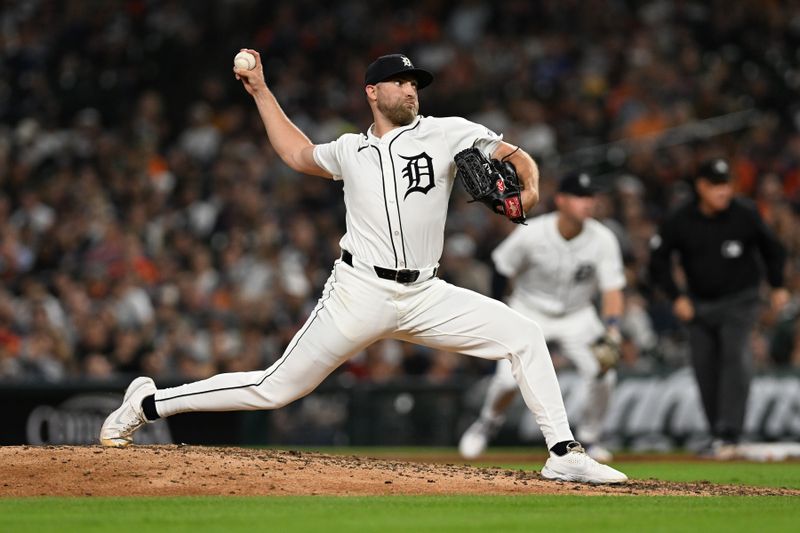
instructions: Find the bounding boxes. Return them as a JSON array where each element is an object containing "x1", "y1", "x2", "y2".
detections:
[{"x1": 1, "y1": 369, "x2": 798, "y2": 449}]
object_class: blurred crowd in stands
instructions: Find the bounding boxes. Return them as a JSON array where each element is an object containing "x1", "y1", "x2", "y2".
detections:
[{"x1": 3, "y1": 0, "x2": 800, "y2": 383}]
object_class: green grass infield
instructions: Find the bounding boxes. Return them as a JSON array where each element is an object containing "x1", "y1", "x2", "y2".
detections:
[{"x1": 0, "y1": 494, "x2": 797, "y2": 533}]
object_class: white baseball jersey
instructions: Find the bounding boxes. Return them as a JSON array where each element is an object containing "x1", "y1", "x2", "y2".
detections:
[
  {"x1": 492, "y1": 212, "x2": 625, "y2": 316},
  {"x1": 313, "y1": 115, "x2": 501, "y2": 269}
]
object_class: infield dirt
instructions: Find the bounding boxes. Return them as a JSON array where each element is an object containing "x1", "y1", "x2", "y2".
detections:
[{"x1": 1, "y1": 445, "x2": 797, "y2": 497}]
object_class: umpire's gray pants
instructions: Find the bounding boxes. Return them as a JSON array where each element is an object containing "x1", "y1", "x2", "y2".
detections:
[{"x1": 688, "y1": 288, "x2": 760, "y2": 442}]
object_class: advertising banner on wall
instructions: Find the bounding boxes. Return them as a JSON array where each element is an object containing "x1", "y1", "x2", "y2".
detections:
[
  {"x1": 491, "y1": 368, "x2": 800, "y2": 450},
  {"x1": 1, "y1": 370, "x2": 798, "y2": 448}
]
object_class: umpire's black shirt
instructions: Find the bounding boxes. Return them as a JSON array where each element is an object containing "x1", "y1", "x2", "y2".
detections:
[{"x1": 649, "y1": 198, "x2": 786, "y2": 301}]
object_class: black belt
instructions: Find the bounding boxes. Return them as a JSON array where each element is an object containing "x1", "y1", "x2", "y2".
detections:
[{"x1": 341, "y1": 250, "x2": 436, "y2": 284}]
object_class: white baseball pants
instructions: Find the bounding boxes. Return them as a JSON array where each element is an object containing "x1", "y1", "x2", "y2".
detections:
[
  {"x1": 481, "y1": 301, "x2": 615, "y2": 444},
  {"x1": 153, "y1": 256, "x2": 575, "y2": 448}
]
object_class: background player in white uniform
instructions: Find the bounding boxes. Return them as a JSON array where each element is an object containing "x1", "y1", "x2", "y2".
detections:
[
  {"x1": 100, "y1": 51, "x2": 626, "y2": 483},
  {"x1": 459, "y1": 171, "x2": 625, "y2": 462}
]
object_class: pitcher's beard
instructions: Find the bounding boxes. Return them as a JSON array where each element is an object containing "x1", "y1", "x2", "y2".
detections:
[{"x1": 379, "y1": 100, "x2": 417, "y2": 126}]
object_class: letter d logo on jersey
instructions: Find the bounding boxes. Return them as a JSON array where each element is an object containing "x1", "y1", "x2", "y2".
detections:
[{"x1": 400, "y1": 152, "x2": 435, "y2": 198}]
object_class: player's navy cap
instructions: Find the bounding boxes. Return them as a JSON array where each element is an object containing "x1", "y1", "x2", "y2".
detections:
[
  {"x1": 557, "y1": 171, "x2": 598, "y2": 197},
  {"x1": 365, "y1": 54, "x2": 433, "y2": 89},
  {"x1": 697, "y1": 158, "x2": 731, "y2": 184}
]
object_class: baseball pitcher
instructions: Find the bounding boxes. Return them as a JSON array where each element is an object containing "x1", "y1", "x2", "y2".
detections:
[{"x1": 100, "y1": 51, "x2": 626, "y2": 484}]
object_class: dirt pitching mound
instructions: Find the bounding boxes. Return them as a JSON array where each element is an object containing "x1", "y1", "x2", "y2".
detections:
[{"x1": 1, "y1": 445, "x2": 796, "y2": 497}]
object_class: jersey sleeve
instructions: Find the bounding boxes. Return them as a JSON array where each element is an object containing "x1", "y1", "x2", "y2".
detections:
[
  {"x1": 441, "y1": 116, "x2": 504, "y2": 156},
  {"x1": 596, "y1": 225, "x2": 627, "y2": 291},
  {"x1": 491, "y1": 226, "x2": 529, "y2": 278},
  {"x1": 313, "y1": 138, "x2": 345, "y2": 181}
]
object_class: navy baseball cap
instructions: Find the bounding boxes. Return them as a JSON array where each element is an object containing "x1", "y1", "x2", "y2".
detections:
[
  {"x1": 697, "y1": 158, "x2": 731, "y2": 184},
  {"x1": 557, "y1": 171, "x2": 598, "y2": 197},
  {"x1": 364, "y1": 54, "x2": 433, "y2": 89}
]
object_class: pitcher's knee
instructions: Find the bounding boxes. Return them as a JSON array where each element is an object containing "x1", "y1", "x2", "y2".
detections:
[
  {"x1": 255, "y1": 382, "x2": 311, "y2": 409},
  {"x1": 513, "y1": 318, "x2": 547, "y2": 358},
  {"x1": 492, "y1": 369, "x2": 518, "y2": 391},
  {"x1": 504, "y1": 319, "x2": 550, "y2": 371}
]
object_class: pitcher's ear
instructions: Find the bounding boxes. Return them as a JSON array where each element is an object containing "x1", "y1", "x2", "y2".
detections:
[{"x1": 365, "y1": 84, "x2": 377, "y2": 100}]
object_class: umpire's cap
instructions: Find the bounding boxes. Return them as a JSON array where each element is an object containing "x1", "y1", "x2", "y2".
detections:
[
  {"x1": 557, "y1": 171, "x2": 599, "y2": 197},
  {"x1": 697, "y1": 158, "x2": 731, "y2": 184},
  {"x1": 365, "y1": 54, "x2": 433, "y2": 89}
]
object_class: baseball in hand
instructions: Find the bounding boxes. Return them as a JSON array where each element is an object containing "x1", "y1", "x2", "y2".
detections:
[{"x1": 234, "y1": 51, "x2": 256, "y2": 70}]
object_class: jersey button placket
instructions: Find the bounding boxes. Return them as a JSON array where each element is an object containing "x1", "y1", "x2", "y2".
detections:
[{"x1": 381, "y1": 144, "x2": 404, "y2": 267}]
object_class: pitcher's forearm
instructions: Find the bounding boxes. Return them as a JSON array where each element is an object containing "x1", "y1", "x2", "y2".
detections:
[
  {"x1": 494, "y1": 143, "x2": 540, "y2": 212},
  {"x1": 252, "y1": 89, "x2": 315, "y2": 171},
  {"x1": 514, "y1": 152, "x2": 539, "y2": 212}
]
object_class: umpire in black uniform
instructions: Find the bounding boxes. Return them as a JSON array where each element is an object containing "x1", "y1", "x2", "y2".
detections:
[{"x1": 649, "y1": 158, "x2": 789, "y2": 456}]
